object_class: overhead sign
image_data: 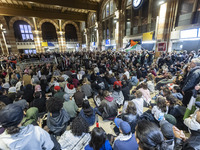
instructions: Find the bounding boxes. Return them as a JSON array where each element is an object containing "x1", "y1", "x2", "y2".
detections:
[
  {"x1": 105, "y1": 39, "x2": 110, "y2": 45},
  {"x1": 180, "y1": 29, "x2": 198, "y2": 39},
  {"x1": 157, "y1": 42, "x2": 167, "y2": 52}
]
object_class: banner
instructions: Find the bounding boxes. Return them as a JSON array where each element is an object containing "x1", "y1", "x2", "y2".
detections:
[{"x1": 157, "y1": 42, "x2": 167, "y2": 52}]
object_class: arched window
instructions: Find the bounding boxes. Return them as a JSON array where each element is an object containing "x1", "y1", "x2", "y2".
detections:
[
  {"x1": 102, "y1": 0, "x2": 116, "y2": 40},
  {"x1": 13, "y1": 20, "x2": 34, "y2": 42},
  {"x1": 102, "y1": 0, "x2": 115, "y2": 19}
]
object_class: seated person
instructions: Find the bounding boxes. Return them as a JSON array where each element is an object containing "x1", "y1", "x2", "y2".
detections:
[
  {"x1": 46, "y1": 97, "x2": 70, "y2": 136},
  {"x1": 0, "y1": 104, "x2": 54, "y2": 150},
  {"x1": 173, "y1": 102, "x2": 200, "y2": 149},
  {"x1": 79, "y1": 100, "x2": 98, "y2": 126},
  {"x1": 99, "y1": 90, "x2": 118, "y2": 120},
  {"x1": 59, "y1": 116, "x2": 90, "y2": 150},
  {"x1": 113, "y1": 119, "x2": 138, "y2": 150},
  {"x1": 85, "y1": 127, "x2": 112, "y2": 150}
]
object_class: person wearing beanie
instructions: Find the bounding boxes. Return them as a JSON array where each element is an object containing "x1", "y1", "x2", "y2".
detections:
[
  {"x1": 63, "y1": 94, "x2": 78, "y2": 119},
  {"x1": 160, "y1": 120, "x2": 174, "y2": 150},
  {"x1": 113, "y1": 118, "x2": 138, "y2": 150},
  {"x1": 0, "y1": 104, "x2": 54, "y2": 150},
  {"x1": 54, "y1": 85, "x2": 65, "y2": 101},
  {"x1": 65, "y1": 78, "x2": 76, "y2": 97}
]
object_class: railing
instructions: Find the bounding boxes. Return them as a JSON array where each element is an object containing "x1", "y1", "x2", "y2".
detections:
[{"x1": 16, "y1": 42, "x2": 35, "y2": 45}]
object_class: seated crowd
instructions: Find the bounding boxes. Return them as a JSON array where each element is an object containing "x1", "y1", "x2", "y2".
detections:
[{"x1": 0, "y1": 50, "x2": 200, "y2": 150}]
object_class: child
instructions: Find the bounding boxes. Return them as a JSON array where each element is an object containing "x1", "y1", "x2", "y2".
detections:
[{"x1": 152, "y1": 96, "x2": 168, "y2": 121}]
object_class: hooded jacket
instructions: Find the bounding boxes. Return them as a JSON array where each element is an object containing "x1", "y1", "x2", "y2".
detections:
[
  {"x1": 99, "y1": 97, "x2": 118, "y2": 120},
  {"x1": 47, "y1": 109, "x2": 70, "y2": 136},
  {"x1": 0, "y1": 124, "x2": 54, "y2": 150}
]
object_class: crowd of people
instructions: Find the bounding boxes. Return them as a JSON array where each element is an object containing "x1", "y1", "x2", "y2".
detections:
[{"x1": 0, "y1": 49, "x2": 200, "y2": 150}]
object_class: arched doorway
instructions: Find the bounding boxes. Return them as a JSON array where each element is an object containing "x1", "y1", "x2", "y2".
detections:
[
  {"x1": 65, "y1": 24, "x2": 78, "y2": 42},
  {"x1": 42, "y1": 22, "x2": 58, "y2": 42}
]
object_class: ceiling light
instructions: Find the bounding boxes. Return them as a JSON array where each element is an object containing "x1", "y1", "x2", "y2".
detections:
[
  {"x1": 28, "y1": 1, "x2": 34, "y2": 4},
  {"x1": 158, "y1": 1, "x2": 164, "y2": 5}
]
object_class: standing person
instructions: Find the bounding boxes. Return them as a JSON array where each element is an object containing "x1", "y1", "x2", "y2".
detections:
[
  {"x1": 182, "y1": 58, "x2": 200, "y2": 106},
  {"x1": 0, "y1": 104, "x2": 54, "y2": 150},
  {"x1": 85, "y1": 127, "x2": 112, "y2": 150}
]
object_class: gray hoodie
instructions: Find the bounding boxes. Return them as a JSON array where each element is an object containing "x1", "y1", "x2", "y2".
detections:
[{"x1": 0, "y1": 124, "x2": 54, "y2": 150}]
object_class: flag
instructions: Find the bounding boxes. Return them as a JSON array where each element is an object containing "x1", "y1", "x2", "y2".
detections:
[
  {"x1": 130, "y1": 40, "x2": 137, "y2": 46},
  {"x1": 125, "y1": 45, "x2": 137, "y2": 52},
  {"x1": 42, "y1": 42, "x2": 48, "y2": 47}
]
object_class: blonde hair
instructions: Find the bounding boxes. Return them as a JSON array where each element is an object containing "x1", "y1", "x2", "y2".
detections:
[{"x1": 83, "y1": 77, "x2": 90, "y2": 84}]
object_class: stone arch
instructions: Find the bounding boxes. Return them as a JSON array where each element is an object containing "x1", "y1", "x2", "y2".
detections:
[
  {"x1": 9, "y1": 16, "x2": 34, "y2": 30},
  {"x1": 62, "y1": 21, "x2": 81, "y2": 43},
  {"x1": 38, "y1": 19, "x2": 59, "y2": 31},
  {"x1": 62, "y1": 21, "x2": 79, "y2": 32}
]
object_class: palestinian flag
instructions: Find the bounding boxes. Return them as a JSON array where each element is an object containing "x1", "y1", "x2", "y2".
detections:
[{"x1": 125, "y1": 40, "x2": 138, "y2": 52}]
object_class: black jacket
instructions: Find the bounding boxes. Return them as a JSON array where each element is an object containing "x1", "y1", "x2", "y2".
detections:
[
  {"x1": 0, "y1": 95, "x2": 12, "y2": 105},
  {"x1": 175, "y1": 130, "x2": 200, "y2": 150}
]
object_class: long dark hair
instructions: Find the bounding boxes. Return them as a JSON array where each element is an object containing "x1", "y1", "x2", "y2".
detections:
[
  {"x1": 89, "y1": 127, "x2": 106, "y2": 150},
  {"x1": 136, "y1": 120, "x2": 167, "y2": 150},
  {"x1": 82, "y1": 100, "x2": 93, "y2": 117}
]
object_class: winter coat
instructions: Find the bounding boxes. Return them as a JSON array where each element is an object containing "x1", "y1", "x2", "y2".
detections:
[
  {"x1": 99, "y1": 97, "x2": 118, "y2": 120},
  {"x1": 47, "y1": 109, "x2": 70, "y2": 136},
  {"x1": 112, "y1": 91, "x2": 124, "y2": 106},
  {"x1": 81, "y1": 84, "x2": 93, "y2": 97},
  {"x1": 0, "y1": 124, "x2": 54, "y2": 150},
  {"x1": 79, "y1": 107, "x2": 96, "y2": 126},
  {"x1": 182, "y1": 66, "x2": 200, "y2": 92}
]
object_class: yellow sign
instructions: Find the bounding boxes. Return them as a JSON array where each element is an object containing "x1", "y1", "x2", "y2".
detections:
[
  {"x1": 42, "y1": 42, "x2": 48, "y2": 47},
  {"x1": 143, "y1": 32, "x2": 154, "y2": 41}
]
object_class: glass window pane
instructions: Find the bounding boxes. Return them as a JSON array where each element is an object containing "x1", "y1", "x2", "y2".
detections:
[
  {"x1": 106, "y1": 3, "x2": 110, "y2": 17},
  {"x1": 179, "y1": 0, "x2": 194, "y2": 15},
  {"x1": 20, "y1": 25, "x2": 24, "y2": 33},
  {"x1": 22, "y1": 34, "x2": 26, "y2": 40},
  {"x1": 103, "y1": 9, "x2": 106, "y2": 19},
  {"x1": 24, "y1": 25, "x2": 29, "y2": 33},
  {"x1": 29, "y1": 34, "x2": 34, "y2": 40},
  {"x1": 28, "y1": 25, "x2": 32, "y2": 33},
  {"x1": 110, "y1": 0, "x2": 113, "y2": 14},
  {"x1": 26, "y1": 34, "x2": 30, "y2": 39}
]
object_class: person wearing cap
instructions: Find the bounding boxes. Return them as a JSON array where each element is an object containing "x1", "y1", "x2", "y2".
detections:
[
  {"x1": 63, "y1": 94, "x2": 78, "y2": 119},
  {"x1": 182, "y1": 58, "x2": 200, "y2": 106},
  {"x1": 173, "y1": 102, "x2": 200, "y2": 150},
  {"x1": 113, "y1": 118, "x2": 138, "y2": 150},
  {"x1": 160, "y1": 120, "x2": 175, "y2": 150},
  {"x1": 54, "y1": 85, "x2": 65, "y2": 101},
  {"x1": 0, "y1": 104, "x2": 54, "y2": 150}
]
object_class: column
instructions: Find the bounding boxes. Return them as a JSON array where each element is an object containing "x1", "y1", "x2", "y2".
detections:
[
  {"x1": 85, "y1": 29, "x2": 90, "y2": 51},
  {"x1": 0, "y1": 28, "x2": 8, "y2": 54},
  {"x1": 6, "y1": 30, "x2": 18, "y2": 54},
  {"x1": 97, "y1": 22, "x2": 102, "y2": 51},
  {"x1": 155, "y1": 0, "x2": 178, "y2": 57},
  {"x1": 33, "y1": 30, "x2": 43, "y2": 53},
  {"x1": 57, "y1": 31, "x2": 66, "y2": 53}
]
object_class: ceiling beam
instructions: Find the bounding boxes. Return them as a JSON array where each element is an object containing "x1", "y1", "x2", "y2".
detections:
[
  {"x1": 18, "y1": 0, "x2": 98, "y2": 12},
  {"x1": 0, "y1": 6, "x2": 87, "y2": 21}
]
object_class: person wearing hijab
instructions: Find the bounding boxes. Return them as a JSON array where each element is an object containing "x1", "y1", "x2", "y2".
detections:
[{"x1": 21, "y1": 107, "x2": 39, "y2": 126}]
